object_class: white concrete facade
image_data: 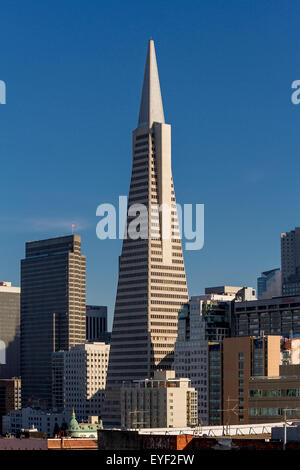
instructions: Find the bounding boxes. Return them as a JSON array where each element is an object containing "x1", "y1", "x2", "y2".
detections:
[{"x1": 64, "y1": 342, "x2": 110, "y2": 421}]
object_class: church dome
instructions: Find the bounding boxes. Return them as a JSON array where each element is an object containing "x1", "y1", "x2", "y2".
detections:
[{"x1": 68, "y1": 410, "x2": 80, "y2": 431}]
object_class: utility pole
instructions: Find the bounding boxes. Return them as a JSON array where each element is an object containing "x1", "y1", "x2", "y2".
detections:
[
  {"x1": 220, "y1": 397, "x2": 239, "y2": 435},
  {"x1": 283, "y1": 408, "x2": 287, "y2": 451}
]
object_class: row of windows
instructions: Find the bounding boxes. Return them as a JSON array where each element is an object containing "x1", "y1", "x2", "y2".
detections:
[
  {"x1": 249, "y1": 408, "x2": 300, "y2": 417},
  {"x1": 250, "y1": 388, "x2": 300, "y2": 398},
  {"x1": 151, "y1": 272, "x2": 186, "y2": 279},
  {"x1": 151, "y1": 265, "x2": 185, "y2": 271},
  {"x1": 151, "y1": 286, "x2": 187, "y2": 292},
  {"x1": 120, "y1": 257, "x2": 148, "y2": 265},
  {"x1": 118, "y1": 272, "x2": 147, "y2": 279},
  {"x1": 151, "y1": 279, "x2": 187, "y2": 285},
  {"x1": 115, "y1": 300, "x2": 147, "y2": 306},
  {"x1": 132, "y1": 160, "x2": 149, "y2": 170},
  {"x1": 114, "y1": 307, "x2": 147, "y2": 313}
]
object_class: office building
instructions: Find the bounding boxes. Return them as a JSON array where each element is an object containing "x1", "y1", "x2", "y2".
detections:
[
  {"x1": 174, "y1": 294, "x2": 230, "y2": 425},
  {"x1": 0, "y1": 282, "x2": 20, "y2": 379},
  {"x1": 86, "y1": 305, "x2": 109, "y2": 343},
  {"x1": 174, "y1": 287, "x2": 255, "y2": 425},
  {"x1": 21, "y1": 235, "x2": 86, "y2": 408},
  {"x1": 64, "y1": 342, "x2": 110, "y2": 422},
  {"x1": 257, "y1": 269, "x2": 281, "y2": 299},
  {"x1": 249, "y1": 364, "x2": 300, "y2": 423},
  {"x1": 104, "y1": 40, "x2": 188, "y2": 426},
  {"x1": 232, "y1": 295, "x2": 300, "y2": 337},
  {"x1": 0, "y1": 378, "x2": 21, "y2": 434},
  {"x1": 121, "y1": 370, "x2": 197, "y2": 429},
  {"x1": 281, "y1": 227, "x2": 300, "y2": 295},
  {"x1": 223, "y1": 335, "x2": 281, "y2": 425}
]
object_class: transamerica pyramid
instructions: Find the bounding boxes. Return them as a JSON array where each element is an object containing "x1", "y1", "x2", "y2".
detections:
[{"x1": 103, "y1": 40, "x2": 189, "y2": 426}]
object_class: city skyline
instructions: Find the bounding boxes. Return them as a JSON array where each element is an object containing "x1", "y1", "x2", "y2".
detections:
[
  {"x1": 3, "y1": 1, "x2": 300, "y2": 453},
  {"x1": 2, "y1": 2, "x2": 300, "y2": 331}
]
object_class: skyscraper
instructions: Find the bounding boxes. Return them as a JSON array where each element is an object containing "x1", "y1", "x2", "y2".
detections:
[
  {"x1": 281, "y1": 228, "x2": 300, "y2": 295},
  {"x1": 21, "y1": 234, "x2": 86, "y2": 408},
  {"x1": 104, "y1": 40, "x2": 189, "y2": 426}
]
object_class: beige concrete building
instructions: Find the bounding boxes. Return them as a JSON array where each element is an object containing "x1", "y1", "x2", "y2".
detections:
[
  {"x1": 223, "y1": 335, "x2": 281, "y2": 425},
  {"x1": 64, "y1": 342, "x2": 110, "y2": 421},
  {"x1": 249, "y1": 364, "x2": 300, "y2": 423},
  {"x1": 104, "y1": 40, "x2": 188, "y2": 426},
  {"x1": 0, "y1": 282, "x2": 21, "y2": 379},
  {"x1": 120, "y1": 370, "x2": 197, "y2": 429}
]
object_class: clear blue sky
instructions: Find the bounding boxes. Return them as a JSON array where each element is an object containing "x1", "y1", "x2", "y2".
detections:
[{"x1": 1, "y1": 0, "x2": 300, "y2": 329}]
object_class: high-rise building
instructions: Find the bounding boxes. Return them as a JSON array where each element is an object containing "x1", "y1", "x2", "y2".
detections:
[
  {"x1": 0, "y1": 282, "x2": 20, "y2": 379},
  {"x1": 174, "y1": 287, "x2": 255, "y2": 425},
  {"x1": 86, "y1": 305, "x2": 109, "y2": 343},
  {"x1": 64, "y1": 342, "x2": 110, "y2": 422},
  {"x1": 222, "y1": 335, "x2": 281, "y2": 425},
  {"x1": 104, "y1": 40, "x2": 188, "y2": 426},
  {"x1": 121, "y1": 370, "x2": 197, "y2": 429},
  {"x1": 0, "y1": 378, "x2": 21, "y2": 434},
  {"x1": 257, "y1": 269, "x2": 281, "y2": 299},
  {"x1": 281, "y1": 227, "x2": 300, "y2": 295},
  {"x1": 21, "y1": 235, "x2": 86, "y2": 408}
]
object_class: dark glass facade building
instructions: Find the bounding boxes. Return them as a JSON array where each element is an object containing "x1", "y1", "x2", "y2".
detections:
[
  {"x1": 208, "y1": 343, "x2": 222, "y2": 426},
  {"x1": 86, "y1": 305, "x2": 109, "y2": 343},
  {"x1": 21, "y1": 235, "x2": 86, "y2": 408}
]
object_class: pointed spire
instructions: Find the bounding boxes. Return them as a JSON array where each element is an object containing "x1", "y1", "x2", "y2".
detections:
[{"x1": 138, "y1": 39, "x2": 165, "y2": 128}]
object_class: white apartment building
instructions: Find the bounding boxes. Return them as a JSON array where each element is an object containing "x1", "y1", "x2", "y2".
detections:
[
  {"x1": 121, "y1": 370, "x2": 197, "y2": 429},
  {"x1": 64, "y1": 342, "x2": 110, "y2": 421}
]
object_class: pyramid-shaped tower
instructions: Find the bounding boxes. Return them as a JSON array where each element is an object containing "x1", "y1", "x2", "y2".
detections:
[{"x1": 104, "y1": 40, "x2": 189, "y2": 426}]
